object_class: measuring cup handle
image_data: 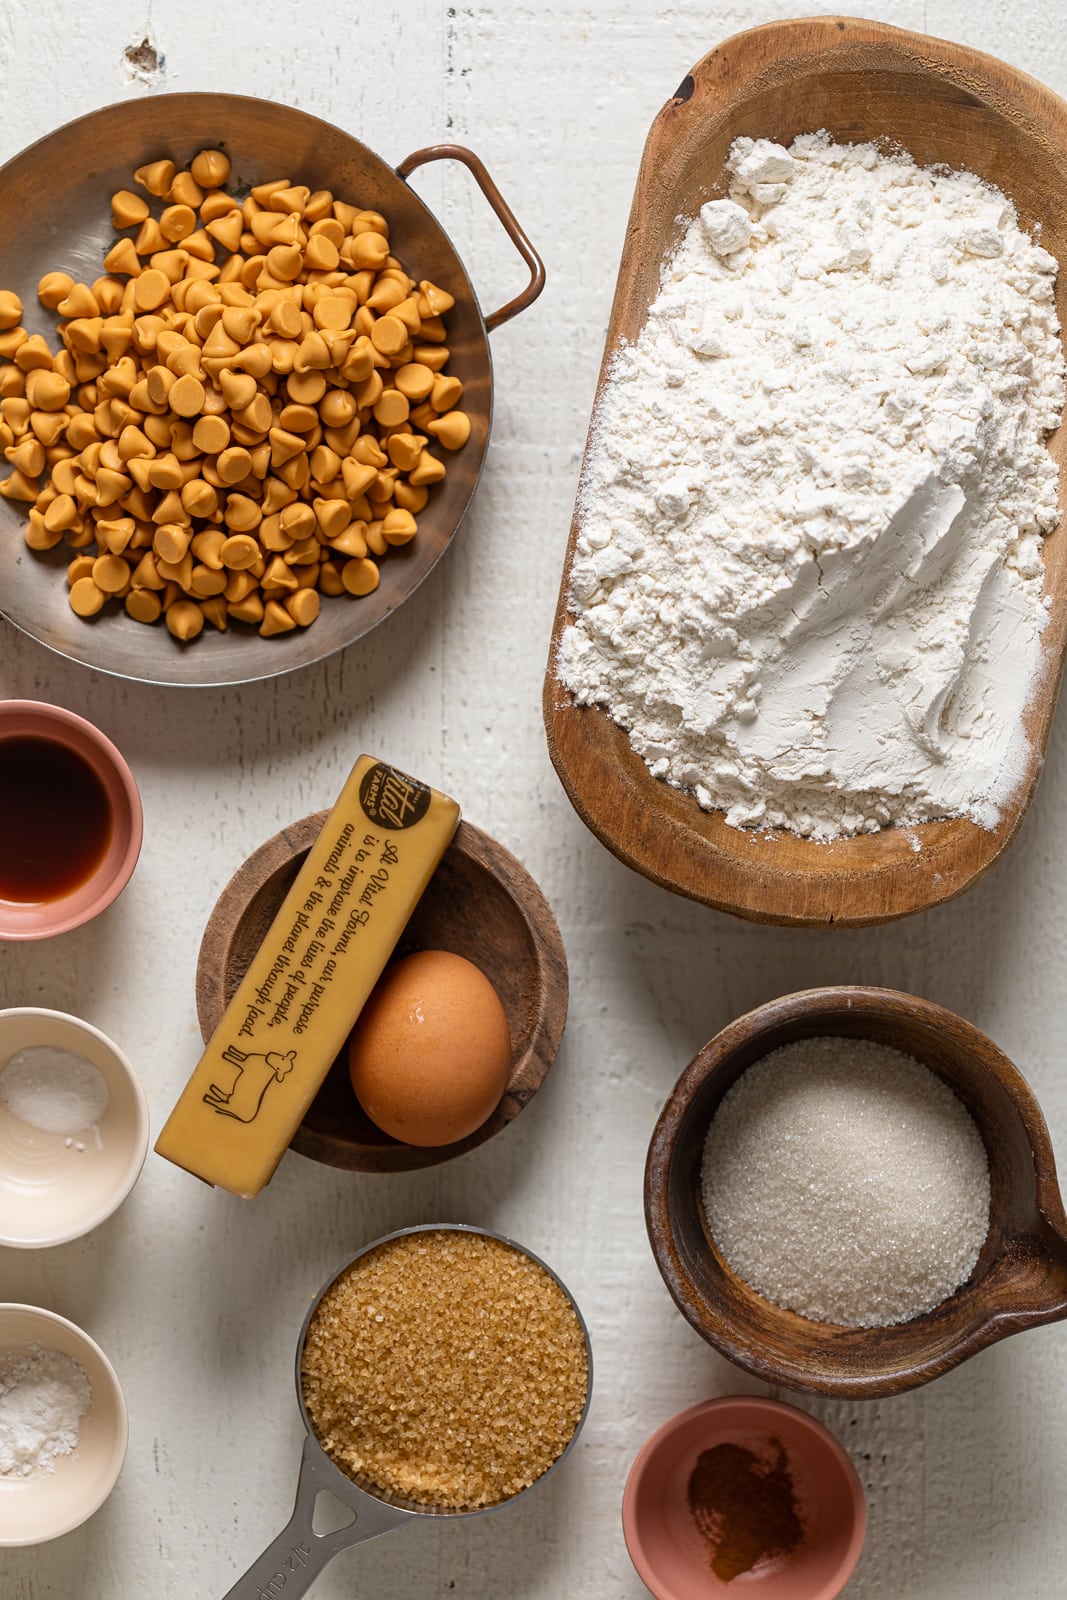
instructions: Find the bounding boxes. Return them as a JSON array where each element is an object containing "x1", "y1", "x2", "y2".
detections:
[
  {"x1": 396, "y1": 143, "x2": 546, "y2": 331},
  {"x1": 219, "y1": 1436, "x2": 409, "y2": 1599}
]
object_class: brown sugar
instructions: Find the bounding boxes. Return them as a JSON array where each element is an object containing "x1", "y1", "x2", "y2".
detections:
[{"x1": 299, "y1": 1229, "x2": 589, "y2": 1510}]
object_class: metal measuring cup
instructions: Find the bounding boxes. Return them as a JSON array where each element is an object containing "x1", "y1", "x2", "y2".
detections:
[{"x1": 220, "y1": 1223, "x2": 593, "y2": 1598}]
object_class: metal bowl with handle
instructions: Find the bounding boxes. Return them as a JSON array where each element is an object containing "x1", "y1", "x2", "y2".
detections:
[{"x1": 0, "y1": 93, "x2": 544, "y2": 686}]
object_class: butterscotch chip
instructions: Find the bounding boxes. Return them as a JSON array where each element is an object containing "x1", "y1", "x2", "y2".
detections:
[
  {"x1": 369, "y1": 313, "x2": 407, "y2": 355},
  {"x1": 0, "y1": 145, "x2": 473, "y2": 641}
]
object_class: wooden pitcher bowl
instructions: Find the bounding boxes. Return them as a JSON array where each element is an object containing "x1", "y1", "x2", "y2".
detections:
[
  {"x1": 545, "y1": 16, "x2": 1067, "y2": 925},
  {"x1": 645, "y1": 988, "x2": 1067, "y2": 1398}
]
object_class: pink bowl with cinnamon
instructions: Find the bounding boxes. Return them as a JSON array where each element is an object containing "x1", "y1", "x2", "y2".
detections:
[{"x1": 622, "y1": 1397, "x2": 865, "y2": 1599}]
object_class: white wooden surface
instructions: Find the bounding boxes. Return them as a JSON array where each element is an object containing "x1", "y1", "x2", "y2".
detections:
[{"x1": 1, "y1": 2, "x2": 1066, "y2": 1594}]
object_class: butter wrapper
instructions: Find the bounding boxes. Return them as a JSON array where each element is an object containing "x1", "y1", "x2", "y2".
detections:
[{"x1": 156, "y1": 755, "x2": 460, "y2": 1196}]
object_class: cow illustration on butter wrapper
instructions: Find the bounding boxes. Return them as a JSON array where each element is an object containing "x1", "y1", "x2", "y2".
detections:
[{"x1": 204, "y1": 1043, "x2": 297, "y2": 1123}]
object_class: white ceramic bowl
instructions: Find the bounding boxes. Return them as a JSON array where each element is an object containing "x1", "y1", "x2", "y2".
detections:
[
  {"x1": 0, "y1": 1304, "x2": 128, "y2": 1544},
  {"x1": 0, "y1": 1009, "x2": 149, "y2": 1247}
]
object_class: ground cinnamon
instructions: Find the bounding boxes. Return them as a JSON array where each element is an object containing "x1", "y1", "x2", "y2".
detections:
[{"x1": 686, "y1": 1437, "x2": 803, "y2": 1582}]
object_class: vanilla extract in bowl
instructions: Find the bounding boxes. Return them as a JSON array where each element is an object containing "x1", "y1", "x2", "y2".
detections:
[
  {"x1": 0, "y1": 735, "x2": 112, "y2": 903},
  {"x1": 0, "y1": 701, "x2": 141, "y2": 940}
]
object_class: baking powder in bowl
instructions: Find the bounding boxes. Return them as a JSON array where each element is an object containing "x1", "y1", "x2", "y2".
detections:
[
  {"x1": 559, "y1": 133, "x2": 1065, "y2": 837},
  {"x1": 0, "y1": 1344, "x2": 91, "y2": 1477}
]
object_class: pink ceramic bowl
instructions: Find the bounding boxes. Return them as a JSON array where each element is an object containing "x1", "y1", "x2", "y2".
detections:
[
  {"x1": 0, "y1": 700, "x2": 142, "y2": 940},
  {"x1": 622, "y1": 1397, "x2": 865, "y2": 1600}
]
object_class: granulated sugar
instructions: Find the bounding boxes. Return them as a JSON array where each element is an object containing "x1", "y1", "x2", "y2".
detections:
[{"x1": 700, "y1": 1036, "x2": 990, "y2": 1326}]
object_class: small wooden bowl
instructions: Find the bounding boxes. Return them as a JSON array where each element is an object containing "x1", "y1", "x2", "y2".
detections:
[
  {"x1": 645, "y1": 988, "x2": 1067, "y2": 1398},
  {"x1": 196, "y1": 814, "x2": 567, "y2": 1172},
  {"x1": 545, "y1": 16, "x2": 1067, "y2": 925}
]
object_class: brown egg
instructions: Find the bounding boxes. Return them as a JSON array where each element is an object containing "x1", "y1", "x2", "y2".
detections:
[{"x1": 347, "y1": 949, "x2": 512, "y2": 1146}]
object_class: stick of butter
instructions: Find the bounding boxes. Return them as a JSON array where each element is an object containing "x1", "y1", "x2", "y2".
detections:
[{"x1": 155, "y1": 755, "x2": 460, "y2": 1197}]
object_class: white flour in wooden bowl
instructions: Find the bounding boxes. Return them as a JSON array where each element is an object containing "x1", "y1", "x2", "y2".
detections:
[{"x1": 558, "y1": 133, "x2": 1066, "y2": 838}]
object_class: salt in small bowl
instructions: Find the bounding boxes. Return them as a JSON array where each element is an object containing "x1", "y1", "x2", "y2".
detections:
[{"x1": 0, "y1": 1008, "x2": 150, "y2": 1247}]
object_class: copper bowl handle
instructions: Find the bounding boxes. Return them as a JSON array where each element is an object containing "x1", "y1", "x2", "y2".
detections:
[{"x1": 396, "y1": 143, "x2": 545, "y2": 331}]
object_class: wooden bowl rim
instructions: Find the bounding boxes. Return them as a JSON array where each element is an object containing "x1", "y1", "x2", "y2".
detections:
[
  {"x1": 544, "y1": 13, "x2": 1067, "y2": 927},
  {"x1": 645, "y1": 986, "x2": 1067, "y2": 1396},
  {"x1": 195, "y1": 810, "x2": 568, "y2": 1172}
]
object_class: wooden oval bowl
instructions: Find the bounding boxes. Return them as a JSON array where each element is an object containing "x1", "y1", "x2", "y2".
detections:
[
  {"x1": 544, "y1": 17, "x2": 1067, "y2": 926},
  {"x1": 196, "y1": 813, "x2": 567, "y2": 1172},
  {"x1": 645, "y1": 988, "x2": 1067, "y2": 1398}
]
